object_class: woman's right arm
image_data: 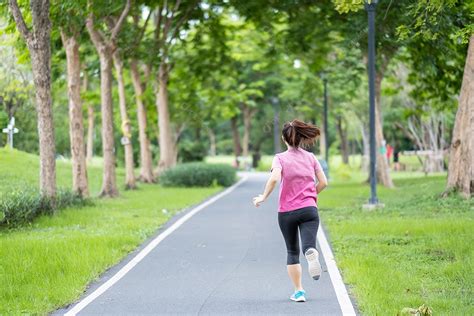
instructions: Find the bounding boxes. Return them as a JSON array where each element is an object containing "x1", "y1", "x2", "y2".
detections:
[{"x1": 252, "y1": 168, "x2": 281, "y2": 207}]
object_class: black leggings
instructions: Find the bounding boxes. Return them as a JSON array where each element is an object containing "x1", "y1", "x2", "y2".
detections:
[{"x1": 278, "y1": 206, "x2": 319, "y2": 265}]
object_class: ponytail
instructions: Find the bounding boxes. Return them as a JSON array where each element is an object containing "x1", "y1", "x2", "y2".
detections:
[{"x1": 282, "y1": 119, "x2": 321, "y2": 148}]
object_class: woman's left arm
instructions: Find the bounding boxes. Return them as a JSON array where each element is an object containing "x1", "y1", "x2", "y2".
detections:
[
  {"x1": 252, "y1": 168, "x2": 281, "y2": 207},
  {"x1": 315, "y1": 169, "x2": 328, "y2": 193}
]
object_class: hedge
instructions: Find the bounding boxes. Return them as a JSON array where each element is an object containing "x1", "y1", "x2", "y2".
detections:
[
  {"x1": 0, "y1": 187, "x2": 89, "y2": 228},
  {"x1": 160, "y1": 162, "x2": 236, "y2": 187}
]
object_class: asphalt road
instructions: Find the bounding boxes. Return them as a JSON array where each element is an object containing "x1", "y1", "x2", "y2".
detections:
[{"x1": 58, "y1": 173, "x2": 351, "y2": 315}]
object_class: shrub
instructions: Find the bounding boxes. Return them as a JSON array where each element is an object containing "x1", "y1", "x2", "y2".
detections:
[
  {"x1": 334, "y1": 163, "x2": 353, "y2": 181},
  {"x1": 257, "y1": 160, "x2": 271, "y2": 172},
  {"x1": 160, "y1": 162, "x2": 236, "y2": 187},
  {"x1": 178, "y1": 141, "x2": 208, "y2": 162},
  {"x1": 216, "y1": 139, "x2": 234, "y2": 155},
  {"x1": 0, "y1": 187, "x2": 89, "y2": 228}
]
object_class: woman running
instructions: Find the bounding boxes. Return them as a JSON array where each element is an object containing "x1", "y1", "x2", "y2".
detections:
[{"x1": 252, "y1": 119, "x2": 328, "y2": 303}]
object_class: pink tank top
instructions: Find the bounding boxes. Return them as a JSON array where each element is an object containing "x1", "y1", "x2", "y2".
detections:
[{"x1": 271, "y1": 147, "x2": 322, "y2": 212}]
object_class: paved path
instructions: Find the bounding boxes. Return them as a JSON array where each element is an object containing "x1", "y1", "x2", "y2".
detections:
[{"x1": 58, "y1": 173, "x2": 356, "y2": 315}]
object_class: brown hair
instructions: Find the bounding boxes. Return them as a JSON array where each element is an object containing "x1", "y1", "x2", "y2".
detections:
[{"x1": 282, "y1": 119, "x2": 321, "y2": 148}]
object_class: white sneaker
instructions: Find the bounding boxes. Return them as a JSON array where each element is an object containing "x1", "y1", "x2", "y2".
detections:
[{"x1": 305, "y1": 248, "x2": 321, "y2": 280}]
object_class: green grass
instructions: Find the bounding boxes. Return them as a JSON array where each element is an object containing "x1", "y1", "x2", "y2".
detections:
[
  {"x1": 0, "y1": 148, "x2": 221, "y2": 315},
  {"x1": 207, "y1": 153, "x2": 425, "y2": 174},
  {"x1": 328, "y1": 153, "x2": 423, "y2": 172},
  {"x1": 321, "y1": 173, "x2": 474, "y2": 315},
  {"x1": 1, "y1": 149, "x2": 470, "y2": 314},
  {"x1": 0, "y1": 149, "x2": 106, "y2": 195}
]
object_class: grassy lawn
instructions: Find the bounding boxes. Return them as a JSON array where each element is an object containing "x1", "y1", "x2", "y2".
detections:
[
  {"x1": 0, "y1": 149, "x2": 105, "y2": 194},
  {"x1": 1, "y1": 150, "x2": 471, "y2": 314},
  {"x1": 206, "y1": 153, "x2": 424, "y2": 174},
  {"x1": 320, "y1": 172, "x2": 473, "y2": 315},
  {"x1": 0, "y1": 149, "x2": 221, "y2": 315}
]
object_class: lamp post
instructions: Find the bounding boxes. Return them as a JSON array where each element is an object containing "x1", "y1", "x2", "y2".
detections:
[
  {"x1": 323, "y1": 75, "x2": 329, "y2": 167},
  {"x1": 365, "y1": 0, "x2": 378, "y2": 205}
]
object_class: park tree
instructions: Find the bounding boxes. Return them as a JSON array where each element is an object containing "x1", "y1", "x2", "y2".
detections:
[
  {"x1": 199, "y1": 83, "x2": 237, "y2": 156},
  {"x1": 104, "y1": 5, "x2": 154, "y2": 189},
  {"x1": 193, "y1": 63, "x2": 242, "y2": 157},
  {"x1": 0, "y1": 39, "x2": 33, "y2": 123},
  {"x1": 261, "y1": 0, "x2": 397, "y2": 185},
  {"x1": 147, "y1": 0, "x2": 206, "y2": 173},
  {"x1": 334, "y1": 0, "x2": 473, "y2": 193},
  {"x1": 77, "y1": 53, "x2": 102, "y2": 165},
  {"x1": 231, "y1": 0, "x2": 369, "y2": 165},
  {"x1": 333, "y1": 1, "x2": 412, "y2": 188},
  {"x1": 280, "y1": 48, "x2": 365, "y2": 164},
  {"x1": 0, "y1": 39, "x2": 37, "y2": 151},
  {"x1": 162, "y1": 6, "x2": 231, "y2": 161},
  {"x1": 7, "y1": 0, "x2": 56, "y2": 197},
  {"x1": 384, "y1": 62, "x2": 450, "y2": 174},
  {"x1": 220, "y1": 16, "x2": 297, "y2": 159},
  {"x1": 138, "y1": 1, "x2": 236, "y2": 171},
  {"x1": 279, "y1": 61, "x2": 324, "y2": 153},
  {"x1": 230, "y1": 115, "x2": 242, "y2": 157},
  {"x1": 230, "y1": 25, "x2": 268, "y2": 158},
  {"x1": 128, "y1": 10, "x2": 155, "y2": 183},
  {"x1": 113, "y1": 45, "x2": 136, "y2": 189},
  {"x1": 0, "y1": 33, "x2": 41, "y2": 152},
  {"x1": 447, "y1": 35, "x2": 474, "y2": 197},
  {"x1": 53, "y1": 1, "x2": 89, "y2": 197},
  {"x1": 85, "y1": 0, "x2": 131, "y2": 196},
  {"x1": 395, "y1": 0, "x2": 473, "y2": 197},
  {"x1": 327, "y1": 44, "x2": 366, "y2": 165},
  {"x1": 81, "y1": 67, "x2": 96, "y2": 164},
  {"x1": 129, "y1": 57, "x2": 155, "y2": 182}
]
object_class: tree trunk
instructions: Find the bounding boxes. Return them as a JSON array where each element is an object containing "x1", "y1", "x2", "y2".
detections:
[
  {"x1": 86, "y1": 104, "x2": 94, "y2": 163},
  {"x1": 155, "y1": 63, "x2": 177, "y2": 173},
  {"x1": 350, "y1": 140, "x2": 356, "y2": 165},
  {"x1": 31, "y1": 43, "x2": 56, "y2": 197},
  {"x1": 424, "y1": 152, "x2": 444, "y2": 173},
  {"x1": 231, "y1": 115, "x2": 242, "y2": 157},
  {"x1": 113, "y1": 52, "x2": 136, "y2": 189},
  {"x1": 360, "y1": 123, "x2": 370, "y2": 172},
  {"x1": 31, "y1": 44, "x2": 56, "y2": 198},
  {"x1": 130, "y1": 59, "x2": 154, "y2": 183},
  {"x1": 61, "y1": 30, "x2": 89, "y2": 197},
  {"x1": 241, "y1": 103, "x2": 253, "y2": 157},
  {"x1": 9, "y1": 0, "x2": 56, "y2": 198},
  {"x1": 97, "y1": 52, "x2": 118, "y2": 197},
  {"x1": 374, "y1": 71, "x2": 394, "y2": 188},
  {"x1": 336, "y1": 115, "x2": 349, "y2": 164},
  {"x1": 195, "y1": 126, "x2": 202, "y2": 141},
  {"x1": 208, "y1": 127, "x2": 216, "y2": 156},
  {"x1": 82, "y1": 69, "x2": 94, "y2": 164},
  {"x1": 85, "y1": 1, "x2": 130, "y2": 197},
  {"x1": 445, "y1": 34, "x2": 474, "y2": 198}
]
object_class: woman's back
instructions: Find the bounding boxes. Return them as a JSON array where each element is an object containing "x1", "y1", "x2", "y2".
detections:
[{"x1": 272, "y1": 147, "x2": 322, "y2": 212}]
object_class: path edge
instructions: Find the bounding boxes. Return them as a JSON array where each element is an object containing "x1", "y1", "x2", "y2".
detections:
[
  {"x1": 317, "y1": 221, "x2": 358, "y2": 316},
  {"x1": 61, "y1": 175, "x2": 248, "y2": 316}
]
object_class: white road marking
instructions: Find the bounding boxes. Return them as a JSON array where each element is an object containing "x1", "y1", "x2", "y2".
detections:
[
  {"x1": 318, "y1": 225, "x2": 357, "y2": 315},
  {"x1": 64, "y1": 176, "x2": 248, "y2": 316}
]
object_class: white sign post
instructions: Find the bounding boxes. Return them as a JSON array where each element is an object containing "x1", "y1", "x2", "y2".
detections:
[{"x1": 2, "y1": 117, "x2": 19, "y2": 149}]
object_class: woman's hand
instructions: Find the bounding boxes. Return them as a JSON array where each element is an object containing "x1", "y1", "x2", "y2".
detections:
[
  {"x1": 252, "y1": 194, "x2": 265, "y2": 207},
  {"x1": 252, "y1": 168, "x2": 280, "y2": 208}
]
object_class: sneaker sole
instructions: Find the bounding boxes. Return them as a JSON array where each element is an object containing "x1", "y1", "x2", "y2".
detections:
[
  {"x1": 290, "y1": 296, "x2": 306, "y2": 302},
  {"x1": 305, "y1": 248, "x2": 321, "y2": 280}
]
